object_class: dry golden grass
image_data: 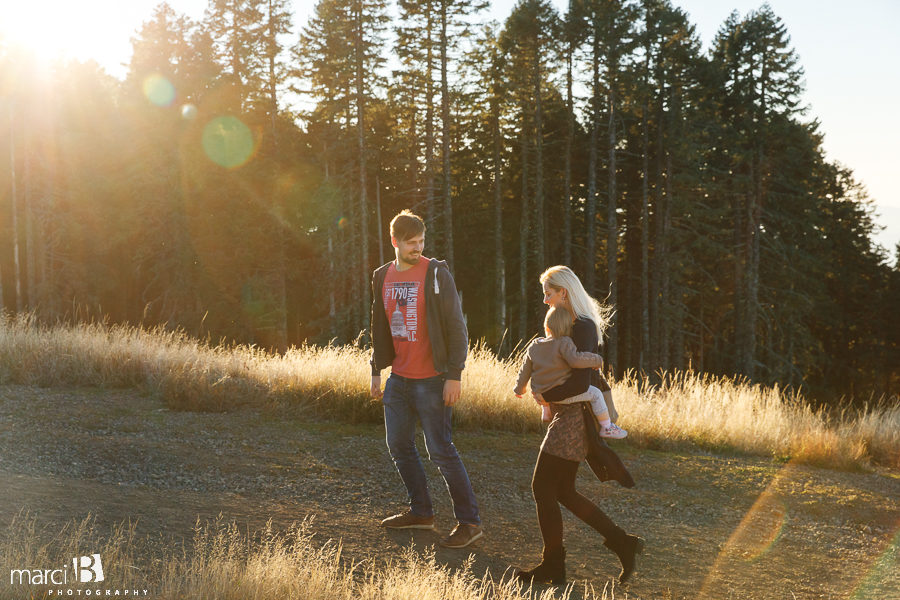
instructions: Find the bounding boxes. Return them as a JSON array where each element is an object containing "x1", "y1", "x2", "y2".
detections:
[
  {"x1": 613, "y1": 370, "x2": 900, "y2": 470},
  {"x1": 0, "y1": 313, "x2": 897, "y2": 470},
  {"x1": 0, "y1": 514, "x2": 612, "y2": 600},
  {"x1": 0, "y1": 513, "x2": 145, "y2": 598}
]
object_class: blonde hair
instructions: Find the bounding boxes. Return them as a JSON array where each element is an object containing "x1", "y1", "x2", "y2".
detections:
[
  {"x1": 544, "y1": 306, "x2": 573, "y2": 338},
  {"x1": 539, "y1": 265, "x2": 612, "y2": 343}
]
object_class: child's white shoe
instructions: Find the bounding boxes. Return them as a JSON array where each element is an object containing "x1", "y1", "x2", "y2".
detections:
[{"x1": 599, "y1": 422, "x2": 627, "y2": 439}]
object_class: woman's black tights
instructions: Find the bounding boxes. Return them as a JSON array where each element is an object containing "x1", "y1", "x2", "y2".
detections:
[{"x1": 531, "y1": 450, "x2": 622, "y2": 551}]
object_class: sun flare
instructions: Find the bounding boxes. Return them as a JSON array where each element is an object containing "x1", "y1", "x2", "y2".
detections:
[{"x1": 0, "y1": 1, "x2": 135, "y2": 69}]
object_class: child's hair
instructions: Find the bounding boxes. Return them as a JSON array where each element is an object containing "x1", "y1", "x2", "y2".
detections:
[{"x1": 544, "y1": 306, "x2": 574, "y2": 338}]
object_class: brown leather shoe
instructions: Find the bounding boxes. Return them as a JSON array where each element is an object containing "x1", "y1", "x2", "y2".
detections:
[
  {"x1": 380, "y1": 511, "x2": 435, "y2": 530},
  {"x1": 439, "y1": 523, "x2": 483, "y2": 548}
]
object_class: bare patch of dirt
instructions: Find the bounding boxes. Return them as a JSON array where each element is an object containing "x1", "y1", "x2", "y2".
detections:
[{"x1": 0, "y1": 385, "x2": 897, "y2": 599}]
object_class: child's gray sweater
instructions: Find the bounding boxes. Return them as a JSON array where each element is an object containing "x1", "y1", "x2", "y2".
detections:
[{"x1": 514, "y1": 336, "x2": 604, "y2": 395}]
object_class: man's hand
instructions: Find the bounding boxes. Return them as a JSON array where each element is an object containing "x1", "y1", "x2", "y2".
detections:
[
  {"x1": 371, "y1": 375, "x2": 383, "y2": 400},
  {"x1": 443, "y1": 379, "x2": 461, "y2": 406}
]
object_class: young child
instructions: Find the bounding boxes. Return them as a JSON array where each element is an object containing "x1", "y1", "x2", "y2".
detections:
[{"x1": 514, "y1": 306, "x2": 627, "y2": 439}]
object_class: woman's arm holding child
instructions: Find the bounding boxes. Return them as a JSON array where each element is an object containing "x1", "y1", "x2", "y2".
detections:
[{"x1": 540, "y1": 319, "x2": 597, "y2": 403}]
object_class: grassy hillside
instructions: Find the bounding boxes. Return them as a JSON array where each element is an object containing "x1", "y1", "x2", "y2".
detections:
[{"x1": 0, "y1": 313, "x2": 897, "y2": 469}]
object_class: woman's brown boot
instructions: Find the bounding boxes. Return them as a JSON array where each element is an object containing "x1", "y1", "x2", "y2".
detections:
[
  {"x1": 515, "y1": 546, "x2": 566, "y2": 585},
  {"x1": 603, "y1": 533, "x2": 644, "y2": 583}
]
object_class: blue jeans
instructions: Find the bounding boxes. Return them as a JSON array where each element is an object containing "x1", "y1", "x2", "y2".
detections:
[{"x1": 382, "y1": 373, "x2": 481, "y2": 525}]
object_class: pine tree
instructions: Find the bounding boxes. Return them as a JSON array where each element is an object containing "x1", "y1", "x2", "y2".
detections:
[
  {"x1": 581, "y1": 0, "x2": 637, "y2": 369},
  {"x1": 461, "y1": 23, "x2": 510, "y2": 348},
  {"x1": 438, "y1": 0, "x2": 488, "y2": 270},
  {"x1": 260, "y1": 0, "x2": 293, "y2": 138},
  {"x1": 713, "y1": 5, "x2": 804, "y2": 378},
  {"x1": 296, "y1": 0, "x2": 388, "y2": 335},
  {"x1": 395, "y1": 0, "x2": 440, "y2": 233},
  {"x1": 561, "y1": 0, "x2": 588, "y2": 266},
  {"x1": 205, "y1": 0, "x2": 265, "y2": 105},
  {"x1": 500, "y1": 0, "x2": 560, "y2": 339}
]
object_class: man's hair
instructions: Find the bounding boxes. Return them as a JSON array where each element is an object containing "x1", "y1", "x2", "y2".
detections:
[
  {"x1": 544, "y1": 306, "x2": 574, "y2": 338},
  {"x1": 390, "y1": 209, "x2": 426, "y2": 242}
]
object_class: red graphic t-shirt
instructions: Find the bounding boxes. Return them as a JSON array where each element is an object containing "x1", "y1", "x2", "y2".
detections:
[{"x1": 383, "y1": 257, "x2": 439, "y2": 379}]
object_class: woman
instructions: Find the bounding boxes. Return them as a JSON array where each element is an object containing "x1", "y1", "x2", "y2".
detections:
[{"x1": 516, "y1": 265, "x2": 644, "y2": 586}]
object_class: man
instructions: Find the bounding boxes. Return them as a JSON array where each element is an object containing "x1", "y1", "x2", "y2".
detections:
[{"x1": 370, "y1": 209, "x2": 483, "y2": 549}]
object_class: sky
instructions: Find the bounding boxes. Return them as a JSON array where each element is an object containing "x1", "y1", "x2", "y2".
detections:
[{"x1": 1, "y1": 0, "x2": 898, "y2": 254}]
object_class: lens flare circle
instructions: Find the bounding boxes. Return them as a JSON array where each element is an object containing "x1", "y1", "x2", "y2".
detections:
[
  {"x1": 202, "y1": 116, "x2": 256, "y2": 169},
  {"x1": 181, "y1": 104, "x2": 198, "y2": 120},
  {"x1": 143, "y1": 74, "x2": 175, "y2": 107},
  {"x1": 850, "y1": 527, "x2": 899, "y2": 599}
]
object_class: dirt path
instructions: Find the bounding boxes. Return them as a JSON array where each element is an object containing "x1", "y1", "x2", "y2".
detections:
[{"x1": 0, "y1": 385, "x2": 897, "y2": 599}]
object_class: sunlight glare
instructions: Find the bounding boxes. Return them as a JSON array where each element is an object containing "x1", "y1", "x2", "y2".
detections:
[
  {"x1": 698, "y1": 463, "x2": 794, "y2": 599},
  {"x1": 0, "y1": 1, "x2": 136, "y2": 69}
]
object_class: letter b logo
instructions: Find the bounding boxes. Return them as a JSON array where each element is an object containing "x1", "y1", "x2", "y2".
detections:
[{"x1": 73, "y1": 554, "x2": 104, "y2": 583}]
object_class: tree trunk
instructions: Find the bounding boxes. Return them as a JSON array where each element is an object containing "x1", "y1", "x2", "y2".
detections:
[
  {"x1": 518, "y1": 122, "x2": 530, "y2": 342},
  {"x1": 274, "y1": 234, "x2": 288, "y2": 351},
  {"x1": 731, "y1": 60, "x2": 748, "y2": 375},
  {"x1": 440, "y1": 0, "x2": 454, "y2": 269},
  {"x1": 745, "y1": 148, "x2": 762, "y2": 378},
  {"x1": 25, "y1": 143, "x2": 36, "y2": 311},
  {"x1": 585, "y1": 34, "x2": 600, "y2": 296},
  {"x1": 672, "y1": 288, "x2": 685, "y2": 370},
  {"x1": 563, "y1": 40, "x2": 573, "y2": 266},
  {"x1": 533, "y1": 50, "x2": 545, "y2": 273},
  {"x1": 745, "y1": 51, "x2": 769, "y2": 379},
  {"x1": 9, "y1": 105, "x2": 22, "y2": 313},
  {"x1": 606, "y1": 65, "x2": 618, "y2": 370},
  {"x1": 267, "y1": 2, "x2": 287, "y2": 348},
  {"x1": 355, "y1": 0, "x2": 369, "y2": 336},
  {"x1": 322, "y1": 137, "x2": 335, "y2": 336},
  {"x1": 661, "y1": 150, "x2": 673, "y2": 369},
  {"x1": 328, "y1": 233, "x2": 337, "y2": 337},
  {"x1": 640, "y1": 11, "x2": 652, "y2": 373},
  {"x1": 698, "y1": 302, "x2": 704, "y2": 372},
  {"x1": 424, "y1": 8, "x2": 436, "y2": 234},
  {"x1": 38, "y1": 157, "x2": 54, "y2": 317},
  {"x1": 732, "y1": 172, "x2": 745, "y2": 374},
  {"x1": 408, "y1": 107, "x2": 418, "y2": 205},
  {"x1": 640, "y1": 101, "x2": 650, "y2": 373},
  {"x1": 492, "y1": 92, "x2": 506, "y2": 351},
  {"x1": 267, "y1": 0, "x2": 278, "y2": 146},
  {"x1": 376, "y1": 173, "x2": 385, "y2": 264},
  {"x1": 650, "y1": 90, "x2": 665, "y2": 371}
]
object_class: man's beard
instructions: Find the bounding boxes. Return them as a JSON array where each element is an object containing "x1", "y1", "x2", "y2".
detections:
[{"x1": 400, "y1": 252, "x2": 421, "y2": 266}]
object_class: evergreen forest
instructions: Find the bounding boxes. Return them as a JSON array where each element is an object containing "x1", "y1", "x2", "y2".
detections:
[{"x1": 1, "y1": 0, "x2": 898, "y2": 405}]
